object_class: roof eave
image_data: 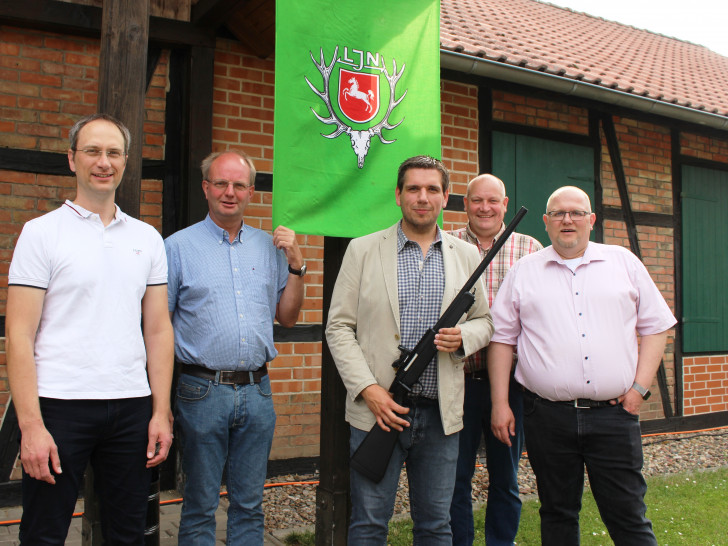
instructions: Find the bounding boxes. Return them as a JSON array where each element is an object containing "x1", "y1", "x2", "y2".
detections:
[{"x1": 441, "y1": 50, "x2": 728, "y2": 131}]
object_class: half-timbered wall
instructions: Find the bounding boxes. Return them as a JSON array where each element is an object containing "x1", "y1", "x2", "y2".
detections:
[{"x1": 2, "y1": 28, "x2": 728, "y2": 487}]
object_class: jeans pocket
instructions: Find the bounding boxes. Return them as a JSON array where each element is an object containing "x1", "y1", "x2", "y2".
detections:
[
  {"x1": 616, "y1": 403, "x2": 640, "y2": 419},
  {"x1": 176, "y1": 374, "x2": 212, "y2": 402},
  {"x1": 256, "y1": 376, "x2": 273, "y2": 397}
]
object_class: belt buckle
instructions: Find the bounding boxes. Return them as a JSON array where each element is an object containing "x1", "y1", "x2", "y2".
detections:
[
  {"x1": 218, "y1": 371, "x2": 237, "y2": 385},
  {"x1": 573, "y1": 399, "x2": 591, "y2": 409}
]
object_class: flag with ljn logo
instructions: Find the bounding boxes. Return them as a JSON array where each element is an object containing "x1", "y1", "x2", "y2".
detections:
[{"x1": 273, "y1": 0, "x2": 441, "y2": 237}]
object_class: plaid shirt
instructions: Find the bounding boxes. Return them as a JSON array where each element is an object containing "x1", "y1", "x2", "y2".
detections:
[
  {"x1": 449, "y1": 223, "x2": 543, "y2": 372},
  {"x1": 397, "y1": 223, "x2": 445, "y2": 399}
]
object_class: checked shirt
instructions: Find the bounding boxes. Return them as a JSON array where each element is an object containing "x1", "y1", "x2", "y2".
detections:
[
  {"x1": 450, "y1": 223, "x2": 543, "y2": 373},
  {"x1": 397, "y1": 223, "x2": 445, "y2": 399}
]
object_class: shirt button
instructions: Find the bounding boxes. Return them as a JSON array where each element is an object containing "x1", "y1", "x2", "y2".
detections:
[
  {"x1": 239, "y1": 314, "x2": 243, "y2": 318},
  {"x1": 237, "y1": 291, "x2": 241, "y2": 295},
  {"x1": 234, "y1": 268, "x2": 238, "y2": 272},
  {"x1": 240, "y1": 360, "x2": 245, "y2": 365}
]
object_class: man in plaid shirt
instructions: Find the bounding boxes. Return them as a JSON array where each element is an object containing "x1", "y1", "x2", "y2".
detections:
[{"x1": 449, "y1": 174, "x2": 542, "y2": 546}]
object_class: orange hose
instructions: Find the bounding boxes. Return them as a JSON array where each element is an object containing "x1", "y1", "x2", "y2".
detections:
[{"x1": 1, "y1": 426, "x2": 726, "y2": 527}]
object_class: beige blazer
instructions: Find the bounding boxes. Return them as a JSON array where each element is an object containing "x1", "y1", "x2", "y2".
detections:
[{"x1": 325, "y1": 223, "x2": 493, "y2": 435}]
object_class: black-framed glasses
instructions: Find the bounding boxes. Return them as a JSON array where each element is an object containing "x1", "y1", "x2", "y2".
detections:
[
  {"x1": 206, "y1": 179, "x2": 252, "y2": 192},
  {"x1": 74, "y1": 147, "x2": 125, "y2": 161},
  {"x1": 546, "y1": 210, "x2": 591, "y2": 221}
]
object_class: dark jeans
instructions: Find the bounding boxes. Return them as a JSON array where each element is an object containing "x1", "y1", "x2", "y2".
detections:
[
  {"x1": 450, "y1": 376, "x2": 523, "y2": 546},
  {"x1": 19, "y1": 397, "x2": 152, "y2": 545},
  {"x1": 523, "y1": 390, "x2": 657, "y2": 546}
]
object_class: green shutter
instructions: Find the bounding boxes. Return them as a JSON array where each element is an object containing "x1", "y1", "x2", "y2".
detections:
[
  {"x1": 682, "y1": 165, "x2": 728, "y2": 352},
  {"x1": 492, "y1": 132, "x2": 594, "y2": 247}
]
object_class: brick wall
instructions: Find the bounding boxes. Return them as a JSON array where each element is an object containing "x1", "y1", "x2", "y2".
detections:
[
  {"x1": 492, "y1": 90, "x2": 589, "y2": 135},
  {"x1": 683, "y1": 356, "x2": 728, "y2": 415}
]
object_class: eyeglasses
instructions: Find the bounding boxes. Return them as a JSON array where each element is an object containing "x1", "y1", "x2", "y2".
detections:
[
  {"x1": 546, "y1": 210, "x2": 592, "y2": 221},
  {"x1": 75, "y1": 147, "x2": 125, "y2": 161},
  {"x1": 207, "y1": 179, "x2": 252, "y2": 192}
]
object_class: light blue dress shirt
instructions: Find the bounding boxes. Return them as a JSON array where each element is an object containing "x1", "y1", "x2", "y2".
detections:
[{"x1": 165, "y1": 215, "x2": 289, "y2": 371}]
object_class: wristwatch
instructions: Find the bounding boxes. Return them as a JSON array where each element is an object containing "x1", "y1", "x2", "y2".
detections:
[
  {"x1": 631, "y1": 381, "x2": 651, "y2": 400},
  {"x1": 288, "y1": 263, "x2": 307, "y2": 277}
]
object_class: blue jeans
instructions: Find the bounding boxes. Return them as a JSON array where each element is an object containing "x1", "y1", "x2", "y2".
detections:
[
  {"x1": 20, "y1": 397, "x2": 152, "y2": 545},
  {"x1": 349, "y1": 398, "x2": 459, "y2": 545},
  {"x1": 523, "y1": 390, "x2": 657, "y2": 546},
  {"x1": 450, "y1": 376, "x2": 523, "y2": 546},
  {"x1": 175, "y1": 373, "x2": 276, "y2": 545}
]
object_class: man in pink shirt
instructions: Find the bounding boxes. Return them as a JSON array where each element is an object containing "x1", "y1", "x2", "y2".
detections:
[{"x1": 488, "y1": 186, "x2": 676, "y2": 545}]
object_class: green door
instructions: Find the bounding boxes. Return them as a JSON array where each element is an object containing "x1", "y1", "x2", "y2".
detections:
[
  {"x1": 492, "y1": 132, "x2": 595, "y2": 247},
  {"x1": 682, "y1": 165, "x2": 728, "y2": 352}
]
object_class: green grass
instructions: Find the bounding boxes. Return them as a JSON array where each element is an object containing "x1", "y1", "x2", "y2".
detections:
[{"x1": 283, "y1": 467, "x2": 728, "y2": 545}]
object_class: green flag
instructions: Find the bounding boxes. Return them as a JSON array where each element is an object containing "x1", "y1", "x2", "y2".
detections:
[{"x1": 273, "y1": 0, "x2": 441, "y2": 237}]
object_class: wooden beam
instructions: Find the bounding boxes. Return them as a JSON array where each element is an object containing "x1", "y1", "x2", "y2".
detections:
[
  {"x1": 0, "y1": 0, "x2": 216, "y2": 48},
  {"x1": 315, "y1": 237, "x2": 352, "y2": 545},
  {"x1": 97, "y1": 0, "x2": 151, "y2": 219}
]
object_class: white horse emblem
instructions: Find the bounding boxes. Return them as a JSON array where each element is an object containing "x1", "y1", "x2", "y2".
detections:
[{"x1": 343, "y1": 77, "x2": 374, "y2": 112}]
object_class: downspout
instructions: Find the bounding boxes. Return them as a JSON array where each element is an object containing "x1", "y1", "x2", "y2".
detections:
[{"x1": 441, "y1": 50, "x2": 728, "y2": 131}]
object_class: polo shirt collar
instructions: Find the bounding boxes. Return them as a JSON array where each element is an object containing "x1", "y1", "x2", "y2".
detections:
[{"x1": 63, "y1": 199, "x2": 126, "y2": 224}]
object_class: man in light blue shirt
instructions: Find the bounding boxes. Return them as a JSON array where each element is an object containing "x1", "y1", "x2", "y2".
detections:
[{"x1": 165, "y1": 150, "x2": 305, "y2": 544}]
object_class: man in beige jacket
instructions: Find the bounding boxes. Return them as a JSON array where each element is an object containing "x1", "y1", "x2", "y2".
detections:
[{"x1": 326, "y1": 155, "x2": 493, "y2": 544}]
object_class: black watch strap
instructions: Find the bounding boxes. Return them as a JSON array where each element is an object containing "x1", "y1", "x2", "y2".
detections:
[{"x1": 288, "y1": 263, "x2": 306, "y2": 277}]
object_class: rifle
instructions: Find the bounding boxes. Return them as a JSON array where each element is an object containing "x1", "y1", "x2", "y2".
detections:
[{"x1": 350, "y1": 206, "x2": 528, "y2": 483}]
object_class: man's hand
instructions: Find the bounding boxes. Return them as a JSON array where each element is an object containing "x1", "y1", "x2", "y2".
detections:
[
  {"x1": 361, "y1": 384, "x2": 410, "y2": 432},
  {"x1": 273, "y1": 225, "x2": 303, "y2": 269},
  {"x1": 613, "y1": 388, "x2": 644, "y2": 415},
  {"x1": 491, "y1": 401, "x2": 516, "y2": 447},
  {"x1": 145, "y1": 411, "x2": 174, "y2": 468},
  {"x1": 20, "y1": 421, "x2": 61, "y2": 484},
  {"x1": 434, "y1": 326, "x2": 462, "y2": 353}
]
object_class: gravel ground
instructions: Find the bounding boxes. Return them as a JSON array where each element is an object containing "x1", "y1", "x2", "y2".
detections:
[{"x1": 261, "y1": 428, "x2": 728, "y2": 533}]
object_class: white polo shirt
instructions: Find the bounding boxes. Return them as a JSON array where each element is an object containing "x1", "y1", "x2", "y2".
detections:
[{"x1": 8, "y1": 201, "x2": 168, "y2": 399}]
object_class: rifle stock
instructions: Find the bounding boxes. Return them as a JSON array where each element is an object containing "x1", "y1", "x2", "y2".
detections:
[{"x1": 350, "y1": 207, "x2": 528, "y2": 483}]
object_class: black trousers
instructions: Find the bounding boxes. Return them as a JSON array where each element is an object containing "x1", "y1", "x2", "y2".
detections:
[
  {"x1": 19, "y1": 396, "x2": 152, "y2": 545},
  {"x1": 523, "y1": 391, "x2": 657, "y2": 546}
]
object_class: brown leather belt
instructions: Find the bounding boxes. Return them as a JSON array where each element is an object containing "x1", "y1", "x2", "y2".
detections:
[{"x1": 180, "y1": 363, "x2": 268, "y2": 385}]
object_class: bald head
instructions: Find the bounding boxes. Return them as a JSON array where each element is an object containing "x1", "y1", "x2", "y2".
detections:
[
  {"x1": 464, "y1": 174, "x2": 509, "y2": 242},
  {"x1": 545, "y1": 186, "x2": 591, "y2": 213},
  {"x1": 466, "y1": 174, "x2": 506, "y2": 200}
]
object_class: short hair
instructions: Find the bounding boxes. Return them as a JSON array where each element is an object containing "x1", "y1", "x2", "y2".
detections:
[
  {"x1": 396, "y1": 155, "x2": 450, "y2": 193},
  {"x1": 545, "y1": 186, "x2": 592, "y2": 213},
  {"x1": 69, "y1": 113, "x2": 131, "y2": 155},
  {"x1": 200, "y1": 150, "x2": 257, "y2": 187}
]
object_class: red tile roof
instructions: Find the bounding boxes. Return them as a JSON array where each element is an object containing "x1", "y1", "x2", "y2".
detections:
[{"x1": 441, "y1": 0, "x2": 728, "y2": 118}]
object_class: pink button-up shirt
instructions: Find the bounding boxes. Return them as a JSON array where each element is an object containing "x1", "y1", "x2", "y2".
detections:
[{"x1": 491, "y1": 242, "x2": 676, "y2": 401}]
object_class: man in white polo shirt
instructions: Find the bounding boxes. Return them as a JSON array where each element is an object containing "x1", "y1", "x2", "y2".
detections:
[{"x1": 6, "y1": 113, "x2": 174, "y2": 544}]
